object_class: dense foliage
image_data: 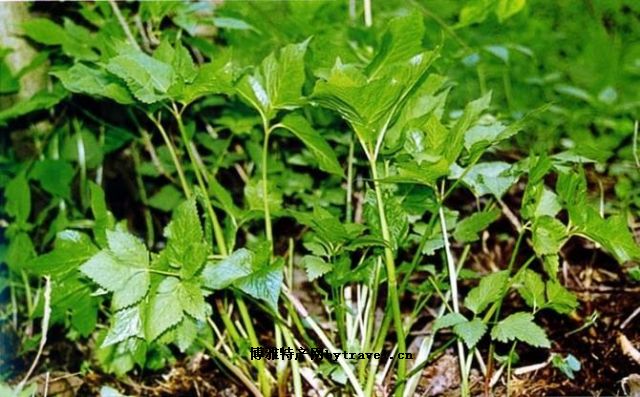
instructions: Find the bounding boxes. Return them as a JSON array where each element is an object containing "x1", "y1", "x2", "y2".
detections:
[{"x1": 1, "y1": 1, "x2": 639, "y2": 396}]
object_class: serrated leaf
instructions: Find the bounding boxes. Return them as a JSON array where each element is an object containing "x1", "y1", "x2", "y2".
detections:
[
  {"x1": 163, "y1": 199, "x2": 209, "y2": 278},
  {"x1": 516, "y1": 269, "x2": 545, "y2": 309},
  {"x1": 278, "y1": 113, "x2": 343, "y2": 176},
  {"x1": 28, "y1": 230, "x2": 98, "y2": 275},
  {"x1": 201, "y1": 248, "x2": 254, "y2": 290},
  {"x1": 544, "y1": 281, "x2": 578, "y2": 314},
  {"x1": 542, "y1": 255, "x2": 560, "y2": 279},
  {"x1": 453, "y1": 208, "x2": 501, "y2": 242},
  {"x1": 301, "y1": 255, "x2": 332, "y2": 281},
  {"x1": 106, "y1": 48, "x2": 175, "y2": 103},
  {"x1": 532, "y1": 216, "x2": 567, "y2": 256},
  {"x1": 236, "y1": 39, "x2": 309, "y2": 120},
  {"x1": 235, "y1": 258, "x2": 284, "y2": 311},
  {"x1": 144, "y1": 277, "x2": 184, "y2": 341},
  {"x1": 576, "y1": 208, "x2": 640, "y2": 263},
  {"x1": 313, "y1": 51, "x2": 438, "y2": 147},
  {"x1": 81, "y1": 230, "x2": 149, "y2": 309},
  {"x1": 102, "y1": 306, "x2": 143, "y2": 347},
  {"x1": 177, "y1": 279, "x2": 207, "y2": 320},
  {"x1": 491, "y1": 312, "x2": 551, "y2": 348},
  {"x1": 365, "y1": 12, "x2": 425, "y2": 78},
  {"x1": 454, "y1": 318, "x2": 487, "y2": 348},
  {"x1": 52, "y1": 63, "x2": 134, "y2": 105},
  {"x1": 180, "y1": 61, "x2": 234, "y2": 104},
  {"x1": 175, "y1": 317, "x2": 198, "y2": 352},
  {"x1": 451, "y1": 161, "x2": 517, "y2": 199},
  {"x1": 465, "y1": 270, "x2": 510, "y2": 314},
  {"x1": 433, "y1": 312, "x2": 467, "y2": 331},
  {"x1": 444, "y1": 92, "x2": 491, "y2": 163}
]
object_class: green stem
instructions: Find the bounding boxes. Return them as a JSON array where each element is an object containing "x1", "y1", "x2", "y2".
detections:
[
  {"x1": 146, "y1": 269, "x2": 180, "y2": 277},
  {"x1": 149, "y1": 114, "x2": 192, "y2": 198},
  {"x1": 131, "y1": 144, "x2": 155, "y2": 247},
  {"x1": 238, "y1": 296, "x2": 271, "y2": 397},
  {"x1": 200, "y1": 336, "x2": 264, "y2": 397},
  {"x1": 171, "y1": 105, "x2": 228, "y2": 256},
  {"x1": 346, "y1": 136, "x2": 355, "y2": 223},
  {"x1": 261, "y1": 117, "x2": 273, "y2": 244},
  {"x1": 438, "y1": 201, "x2": 469, "y2": 397},
  {"x1": 368, "y1": 157, "x2": 406, "y2": 396}
]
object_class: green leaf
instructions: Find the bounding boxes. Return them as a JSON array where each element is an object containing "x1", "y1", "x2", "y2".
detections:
[
  {"x1": 453, "y1": 208, "x2": 501, "y2": 243},
  {"x1": 52, "y1": 63, "x2": 134, "y2": 105},
  {"x1": 30, "y1": 159, "x2": 74, "y2": 198},
  {"x1": 496, "y1": 0, "x2": 526, "y2": 22},
  {"x1": 23, "y1": 18, "x2": 98, "y2": 60},
  {"x1": 491, "y1": 312, "x2": 551, "y2": 348},
  {"x1": 175, "y1": 317, "x2": 198, "y2": 352},
  {"x1": 103, "y1": 306, "x2": 143, "y2": 347},
  {"x1": 464, "y1": 270, "x2": 510, "y2": 314},
  {"x1": 444, "y1": 92, "x2": 491, "y2": 163},
  {"x1": 5, "y1": 232, "x2": 35, "y2": 271},
  {"x1": 80, "y1": 230, "x2": 150, "y2": 310},
  {"x1": 0, "y1": 55, "x2": 19, "y2": 94},
  {"x1": 301, "y1": 255, "x2": 332, "y2": 281},
  {"x1": 177, "y1": 279, "x2": 207, "y2": 321},
  {"x1": 0, "y1": 86, "x2": 66, "y2": 124},
  {"x1": 201, "y1": 248, "x2": 254, "y2": 290},
  {"x1": 542, "y1": 255, "x2": 560, "y2": 279},
  {"x1": 148, "y1": 185, "x2": 183, "y2": 212},
  {"x1": 5, "y1": 173, "x2": 30, "y2": 223},
  {"x1": 532, "y1": 216, "x2": 567, "y2": 256},
  {"x1": 179, "y1": 61, "x2": 233, "y2": 104},
  {"x1": 22, "y1": 18, "x2": 68, "y2": 45},
  {"x1": 458, "y1": 0, "x2": 492, "y2": 27},
  {"x1": 313, "y1": 51, "x2": 438, "y2": 147},
  {"x1": 278, "y1": 113, "x2": 343, "y2": 176},
  {"x1": 28, "y1": 230, "x2": 98, "y2": 275},
  {"x1": 365, "y1": 12, "x2": 425, "y2": 79},
  {"x1": 163, "y1": 199, "x2": 209, "y2": 279},
  {"x1": 236, "y1": 39, "x2": 309, "y2": 120},
  {"x1": 145, "y1": 277, "x2": 184, "y2": 341},
  {"x1": 576, "y1": 208, "x2": 640, "y2": 263},
  {"x1": 433, "y1": 312, "x2": 467, "y2": 331},
  {"x1": 544, "y1": 281, "x2": 578, "y2": 314},
  {"x1": 451, "y1": 161, "x2": 517, "y2": 199},
  {"x1": 235, "y1": 258, "x2": 284, "y2": 311},
  {"x1": 106, "y1": 48, "x2": 175, "y2": 104},
  {"x1": 533, "y1": 189, "x2": 562, "y2": 218},
  {"x1": 453, "y1": 318, "x2": 487, "y2": 348},
  {"x1": 516, "y1": 269, "x2": 545, "y2": 309},
  {"x1": 90, "y1": 182, "x2": 114, "y2": 248}
]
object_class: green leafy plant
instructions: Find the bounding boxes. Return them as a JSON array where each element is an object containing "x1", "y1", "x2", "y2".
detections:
[{"x1": 1, "y1": 1, "x2": 638, "y2": 396}]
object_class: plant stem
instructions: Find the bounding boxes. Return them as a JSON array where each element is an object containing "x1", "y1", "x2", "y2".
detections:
[
  {"x1": 368, "y1": 158, "x2": 406, "y2": 396},
  {"x1": 171, "y1": 106, "x2": 228, "y2": 256},
  {"x1": 200, "y1": 333, "x2": 264, "y2": 397},
  {"x1": 131, "y1": 145, "x2": 155, "y2": 247},
  {"x1": 149, "y1": 114, "x2": 192, "y2": 198},
  {"x1": 438, "y1": 200, "x2": 468, "y2": 397},
  {"x1": 346, "y1": 137, "x2": 355, "y2": 223},
  {"x1": 261, "y1": 117, "x2": 273, "y2": 243},
  {"x1": 237, "y1": 296, "x2": 271, "y2": 397}
]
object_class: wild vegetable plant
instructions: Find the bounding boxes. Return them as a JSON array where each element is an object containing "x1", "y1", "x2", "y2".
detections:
[{"x1": 1, "y1": 2, "x2": 639, "y2": 397}]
